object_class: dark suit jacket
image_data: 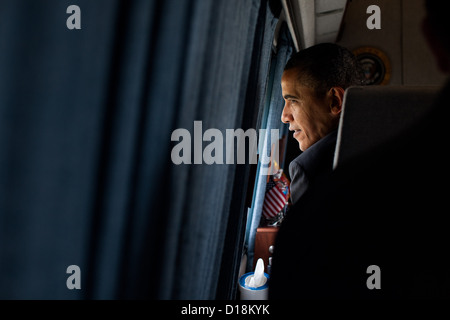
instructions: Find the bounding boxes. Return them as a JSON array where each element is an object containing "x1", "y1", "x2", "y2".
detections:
[
  {"x1": 289, "y1": 130, "x2": 337, "y2": 205},
  {"x1": 270, "y1": 80, "x2": 450, "y2": 299}
]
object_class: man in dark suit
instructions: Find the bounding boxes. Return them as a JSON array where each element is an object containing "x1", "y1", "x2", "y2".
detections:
[
  {"x1": 270, "y1": 0, "x2": 450, "y2": 299},
  {"x1": 281, "y1": 43, "x2": 363, "y2": 204}
]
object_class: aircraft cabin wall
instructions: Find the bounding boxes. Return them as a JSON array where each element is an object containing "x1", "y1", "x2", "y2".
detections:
[{"x1": 336, "y1": 0, "x2": 446, "y2": 86}]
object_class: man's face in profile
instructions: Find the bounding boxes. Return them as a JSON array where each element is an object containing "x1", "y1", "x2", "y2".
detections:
[{"x1": 281, "y1": 68, "x2": 339, "y2": 151}]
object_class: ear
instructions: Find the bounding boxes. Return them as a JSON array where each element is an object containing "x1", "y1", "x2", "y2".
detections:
[
  {"x1": 422, "y1": 17, "x2": 450, "y2": 74},
  {"x1": 329, "y1": 87, "x2": 345, "y2": 115}
]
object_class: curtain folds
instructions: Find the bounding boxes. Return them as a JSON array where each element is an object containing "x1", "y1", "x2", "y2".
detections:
[{"x1": 0, "y1": 0, "x2": 287, "y2": 299}]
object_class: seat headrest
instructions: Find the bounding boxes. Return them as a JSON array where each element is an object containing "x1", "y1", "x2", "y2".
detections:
[{"x1": 333, "y1": 85, "x2": 440, "y2": 169}]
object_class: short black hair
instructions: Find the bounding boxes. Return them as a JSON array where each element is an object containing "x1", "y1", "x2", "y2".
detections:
[{"x1": 284, "y1": 43, "x2": 364, "y2": 97}]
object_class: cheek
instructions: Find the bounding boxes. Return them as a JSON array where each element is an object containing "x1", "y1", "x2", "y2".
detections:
[{"x1": 294, "y1": 109, "x2": 315, "y2": 133}]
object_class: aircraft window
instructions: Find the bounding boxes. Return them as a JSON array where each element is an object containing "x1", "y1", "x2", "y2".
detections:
[{"x1": 240, "y1": 22, "x2": 294, "y2": 289}]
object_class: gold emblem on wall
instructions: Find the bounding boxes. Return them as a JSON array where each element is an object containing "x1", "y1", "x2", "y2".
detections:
[{"x1": 353, "y1": 46, "x2": 391, "y2": 85}]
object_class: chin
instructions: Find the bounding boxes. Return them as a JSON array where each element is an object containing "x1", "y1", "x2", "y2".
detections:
[
  {"x1": 298, "y1": 141, "x2": 306, "y2": 152},
  {"x1": 298, "y1": 139, "x2": 314, "y2": 152}
]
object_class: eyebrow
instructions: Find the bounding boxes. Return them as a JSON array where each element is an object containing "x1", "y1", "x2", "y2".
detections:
[{"x1": 283, "y1": 94, "x2": 299, "y2": 100}]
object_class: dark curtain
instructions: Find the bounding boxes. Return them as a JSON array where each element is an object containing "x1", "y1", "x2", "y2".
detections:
[{"x1": 0, "y1": 0, "x2": 281, "y2": 299}]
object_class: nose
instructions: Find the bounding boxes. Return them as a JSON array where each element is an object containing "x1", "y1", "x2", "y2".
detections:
[{"x1": 281, "y1": 103, "x2": 291, "y2": 124}]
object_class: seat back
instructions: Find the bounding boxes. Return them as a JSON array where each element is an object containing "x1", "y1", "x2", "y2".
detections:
[{"x1": 333, "y1": 85, "x2": 440, "y2": 169}]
